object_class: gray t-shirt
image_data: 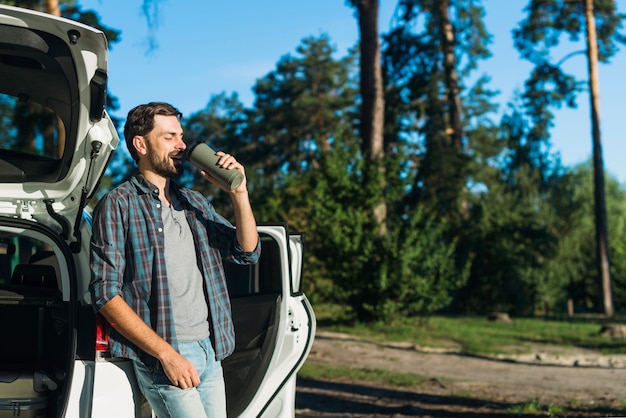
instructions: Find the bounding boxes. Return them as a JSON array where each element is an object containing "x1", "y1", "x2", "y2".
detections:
[{"x1": 161, "y1": 195, "x2": 210, "y2": 342}]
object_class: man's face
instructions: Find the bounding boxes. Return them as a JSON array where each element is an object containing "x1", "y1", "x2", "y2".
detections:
[{"x1": 143, "y1": 114, "x2": 186, "y2": 177}]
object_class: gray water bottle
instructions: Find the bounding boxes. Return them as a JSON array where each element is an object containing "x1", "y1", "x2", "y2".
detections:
[{"x1": 185, "y1": 142, "x2": 245, "y2": 190}]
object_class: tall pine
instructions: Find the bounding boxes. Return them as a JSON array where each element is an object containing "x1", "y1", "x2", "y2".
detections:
[{"x1": 514, "y1": 0, "x2": 626, "y2": 316}]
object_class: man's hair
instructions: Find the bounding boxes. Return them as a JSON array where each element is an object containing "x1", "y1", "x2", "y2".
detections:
[{"x1": 124, "y1": 102, "x2": 183, "y2": 162}]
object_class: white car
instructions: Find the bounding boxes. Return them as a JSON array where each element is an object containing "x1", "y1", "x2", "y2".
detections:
[{"x1": 0, "y1": 5, "x2": 315, "y2": 417}]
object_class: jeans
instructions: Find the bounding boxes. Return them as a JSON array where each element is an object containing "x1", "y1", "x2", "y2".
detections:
[{"x1": 133, "y1": 337, "x2": 227, "y2": 418}]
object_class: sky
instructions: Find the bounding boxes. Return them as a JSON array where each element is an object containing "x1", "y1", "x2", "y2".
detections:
[{"x1": 79, "y1": 0, "x2": 626, "y2": 184}]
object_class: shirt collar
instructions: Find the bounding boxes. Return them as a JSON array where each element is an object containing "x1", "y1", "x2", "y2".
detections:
[
  {"x1": 130, "y1": 173, "x2": 192, "y2": 207},
  {"x1": 130, "y1": 173, "x2": 159, "y2": 196}
]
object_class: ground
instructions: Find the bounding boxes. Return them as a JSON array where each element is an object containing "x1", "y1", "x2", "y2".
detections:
[{"x1": 295, "y1": 331, "x2": 626, "y2": 417}]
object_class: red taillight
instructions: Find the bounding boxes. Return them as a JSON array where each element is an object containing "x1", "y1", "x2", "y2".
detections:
[{"x1": 95, "y1": 314, "x2": 110, "y2": 352}]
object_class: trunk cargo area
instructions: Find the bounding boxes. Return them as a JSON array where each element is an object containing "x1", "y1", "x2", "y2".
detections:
[{"x1": 0, "y1": 245, "x2": 73, "y2": 417}]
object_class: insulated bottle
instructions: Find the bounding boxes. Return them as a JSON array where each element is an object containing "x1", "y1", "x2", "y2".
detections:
[{"x1": 185, "y1": 142, "x2": 244, "y2": 190}]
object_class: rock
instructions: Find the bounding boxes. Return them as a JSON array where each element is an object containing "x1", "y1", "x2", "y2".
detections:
[
  {"x1": 599, "y1": 323, "x2": 626, "y2": 339},
  {"x1": 487, "y1": 312, "x2": 511, "y2": 323}
]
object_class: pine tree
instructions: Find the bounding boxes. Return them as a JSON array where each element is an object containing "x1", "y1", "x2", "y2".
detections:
[{"x1": 514, "y1": 0, "x2": 626, "y2": 316}]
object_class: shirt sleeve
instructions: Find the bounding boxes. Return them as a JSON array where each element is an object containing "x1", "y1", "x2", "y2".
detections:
[
  {"x1": 231, "y1": 238, "x2": 261, "y2": 265},
  {"x1": 89, "y1": 192, "x2": 127, "y2": 312},
  {"x1": 204, "y1": 200, "x2": 261, "y2": 265}
]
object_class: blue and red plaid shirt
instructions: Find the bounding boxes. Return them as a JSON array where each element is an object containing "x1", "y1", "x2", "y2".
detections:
[{"x1": 89, "y1": 174, "x2": 260, "y2": 366}]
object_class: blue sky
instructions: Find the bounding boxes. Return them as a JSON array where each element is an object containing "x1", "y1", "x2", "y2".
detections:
[{"x1": 80, "y1": 0, "x2": 626, "y2": 183}]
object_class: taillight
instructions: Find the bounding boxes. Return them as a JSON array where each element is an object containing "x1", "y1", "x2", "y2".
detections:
[{"x1": 95, "y1": 314, "x2": 110, "y2": 353}]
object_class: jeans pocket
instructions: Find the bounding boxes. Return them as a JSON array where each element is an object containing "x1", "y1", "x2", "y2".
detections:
[{"x1": 152, "y1": 368, "x2": 172, "y2": 386}]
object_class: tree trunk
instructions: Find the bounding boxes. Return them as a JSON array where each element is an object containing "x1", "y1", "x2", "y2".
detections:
[
  {"x1": 437, "y1": 0, "x2": 463, "y2": 150},
  {"x1": 44, "y1": 0, "x2": 61, "y2": 16},
  {"x1": 584, "y1": 0, "x2": 613, "y2": 317},
  {"x1": 437, "y1": 0, "x2": 468, "y2": 218},
  {"x1": 356, "y1": 0, "x2": 387, "y2": 234}
]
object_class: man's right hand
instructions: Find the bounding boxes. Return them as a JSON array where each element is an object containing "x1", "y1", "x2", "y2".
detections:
[
  {"x1": 98, "y1": 295, "x2": 200, "y2": 388},
  {"x1": 159, "y1": 349, "x2": 201, "y2": 389}
]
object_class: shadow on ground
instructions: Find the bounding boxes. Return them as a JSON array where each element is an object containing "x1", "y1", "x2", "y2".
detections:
[{"x1": 295, "y1": 378, "x2": 623, "y2": 417}]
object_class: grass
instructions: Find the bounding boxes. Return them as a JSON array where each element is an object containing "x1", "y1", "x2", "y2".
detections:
[
  {"x1": 314, "y1": 303, "x2": 626, "y2": 356},
  {"x1": 509, "y1": 400, "x2": 566, "y2": 417},
  {"x1": 301, "y1": 304, "x2": 626, "y2": 416},
  {"x1": 298, "y1": 362, "x2": 429, "y2": 388}
]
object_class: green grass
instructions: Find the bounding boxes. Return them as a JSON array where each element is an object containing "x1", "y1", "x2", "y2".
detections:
[
  {"x1": 298, "y1": 362, "x2": 430, "y2": 388},
  {"x1": 509, "y1": 400, "x2": 566, "y2": 417},
  {"x1": 314, "y1": 303, "x2": 626, "y2": 356}
]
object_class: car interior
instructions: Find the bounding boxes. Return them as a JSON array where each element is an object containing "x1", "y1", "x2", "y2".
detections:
[
  {"x1": 223, "y1": 232, "x2": 284, "y2": 416},
  {"x1": 0, "y1": 229, "x2": 72, "y2": 417}
]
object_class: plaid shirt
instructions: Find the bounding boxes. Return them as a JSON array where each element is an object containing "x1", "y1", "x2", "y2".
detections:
[{"x1": 89, "y1": 174, "x2": 260, "y2": 366}]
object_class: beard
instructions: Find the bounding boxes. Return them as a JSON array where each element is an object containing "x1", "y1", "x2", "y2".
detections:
[{"x1": 146, "y1": 141, "x2": 184, "y2": 177}]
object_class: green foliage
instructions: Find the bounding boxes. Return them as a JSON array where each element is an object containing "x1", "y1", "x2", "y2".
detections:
[
  {"x1": 514, "y1": 0, "x2": 626, "y2": 64},
  {"x1": 512, "y1": 2, "x2": 626, "y2": 316},
  {"x1": 304, "y1": 134, "x2": 467, "y2": 322},
  {"x1": 375, "y1": 208, "x2": 469, "y2": 319},
  {"x1": 382, "y1": 0, "x2": 493, "y2": 219},
  {"x1": 509, "y1": 400, "x2": 565, "y2": 417},
  {"x1": 248, "y1": 34, "x2": 358, "y2": 179},
  {"x1": 453, "y1": 95, "x2": 565, "y2": 315},
  {"x1": 176, "y1": 33, "x2": 468, "y2": 323},
  {"x1": 460, "y1": 173, "x2": 560, "y2": 315},
  {"x1": 542, "y1": 163, "x2": 626, "y2": 312}
]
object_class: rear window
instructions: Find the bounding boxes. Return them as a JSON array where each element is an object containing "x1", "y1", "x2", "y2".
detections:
[
  {"x1": 0, "y1": 92, "x2": 66, "y2": 159},
  {"x1": 0, "y1": 23, "x2": 79, "y2": 183}
]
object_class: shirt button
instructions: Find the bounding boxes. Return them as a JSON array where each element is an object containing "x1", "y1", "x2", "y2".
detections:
[
  {"x1": 157, "y1": 203, "x2": 161, "y2": 209},
  {"x1": 158, "y1": 228, "x2": 163, "y2": 232}
]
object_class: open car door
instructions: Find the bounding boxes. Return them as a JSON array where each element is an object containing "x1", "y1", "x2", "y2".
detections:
[{"x1": 223, "y1": 223, "x2": 316, "y2": 417}]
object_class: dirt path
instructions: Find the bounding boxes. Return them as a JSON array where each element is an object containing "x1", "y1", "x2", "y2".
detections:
[{"x1": 296, "y1": 331, "x2": 626, "y2": 417}]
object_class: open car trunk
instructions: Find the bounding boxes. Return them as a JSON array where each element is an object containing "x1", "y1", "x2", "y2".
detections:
[
  {"x1": 0, "y1": 218, "x2": 76, "y2": 417},
  {"x1": 0, "y1": 6, "x2": 114, "y2": 415}
]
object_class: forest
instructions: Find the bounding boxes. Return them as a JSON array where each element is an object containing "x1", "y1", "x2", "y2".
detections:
[{"x1": 3, "y1": 0, "x2": 626, "y2": 323}]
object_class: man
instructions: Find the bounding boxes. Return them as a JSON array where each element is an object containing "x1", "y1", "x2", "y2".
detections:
[{"x1": 89, "y1": 102, "x2": 260, "y2": 418}]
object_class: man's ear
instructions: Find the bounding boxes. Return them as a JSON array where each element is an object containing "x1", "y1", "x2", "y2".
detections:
[{"x1": 133, "y1": 135, "x2": 147, "y2": 157}]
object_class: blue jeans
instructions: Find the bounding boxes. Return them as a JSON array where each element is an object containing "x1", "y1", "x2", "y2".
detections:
[{"x1": 133, "y1": 337, "x2": 227, "y2": 418}]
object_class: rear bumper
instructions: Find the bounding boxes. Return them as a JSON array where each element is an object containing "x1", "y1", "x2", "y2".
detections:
[{"x1": 65, "y1": 359, "x2": 150, "y2": 418}]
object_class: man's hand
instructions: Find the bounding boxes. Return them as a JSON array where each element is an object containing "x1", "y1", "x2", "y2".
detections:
[
  {"x1": 201, "y1": 151, "x2": 247, "y2": 193},
  {"x1": 160, "y1": 350, "x2": 201, "y2": 389},
  {"x1": 99, "y1": 296, "x2": 201, "y2": 389}
]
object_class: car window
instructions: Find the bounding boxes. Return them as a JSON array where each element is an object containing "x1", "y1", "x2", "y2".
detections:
[
  {"x1": 0, "y1": 92, "x2": 65, "y2": 160},
  {"x1": 224, "y1": 233, "x2": 282, "y2": 297},
  {"x1": 0, "y1": 24, "x2": 79, "y2": 183}
]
